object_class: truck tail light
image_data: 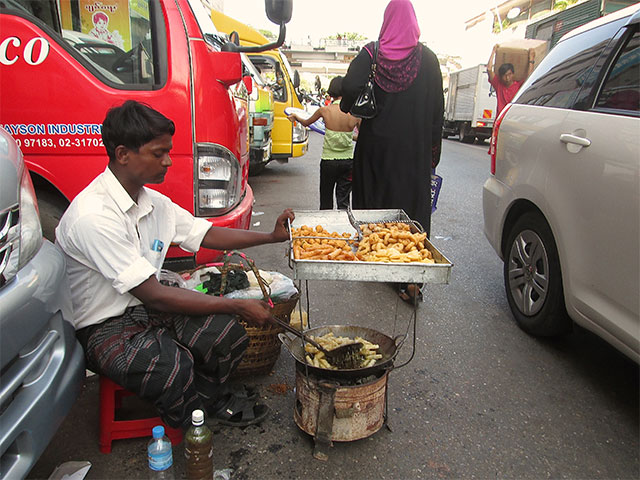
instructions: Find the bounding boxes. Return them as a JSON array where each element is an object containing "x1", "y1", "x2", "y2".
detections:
[
  {"x1": 476, "y1": 121, "x2": 486, "y2": 127},
  {"x1": 490, "y1": 103, "x2": 512, "y2": 175},
  {"x1": 195, "y1": 144, "x2": 242, "y2": 216}
]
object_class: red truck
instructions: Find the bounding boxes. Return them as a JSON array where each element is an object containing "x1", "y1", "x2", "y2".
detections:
[{"x1": 0, "y1": 0, "x2": 292, "y2": 269}]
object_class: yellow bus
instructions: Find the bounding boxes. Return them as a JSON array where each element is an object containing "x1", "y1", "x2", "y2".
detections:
[{"x1": 212, "y1": 10, "x2": 309, "y2": 163}]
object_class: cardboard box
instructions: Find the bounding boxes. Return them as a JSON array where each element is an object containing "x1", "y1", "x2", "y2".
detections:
[{"x1": 494, "y1": 39, "x2": 548, "y2": 82}]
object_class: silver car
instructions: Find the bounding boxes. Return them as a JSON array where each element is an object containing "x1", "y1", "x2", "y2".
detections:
[
  {"x1": 483, "y1": 5, "x2": 639, "y2": 363},
  {"x1": 0, "y1": 127, "x2": 85, "y2": 479}
]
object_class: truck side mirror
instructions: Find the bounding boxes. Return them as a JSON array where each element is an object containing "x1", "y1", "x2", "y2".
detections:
[
  {"x1": 265, "y1": 0, "x2": 292, "y2": 25},
  {"x1": 243, "y1": 75, "x2": 253, "y2": 95},
  {"x1": 293, "y1": 69, "x2": 300, "y2": 89}
]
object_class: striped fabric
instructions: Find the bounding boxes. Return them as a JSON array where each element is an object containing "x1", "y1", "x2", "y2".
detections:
[{"x1": 77, "y1": 305, "x2": 249, "y2": 428}]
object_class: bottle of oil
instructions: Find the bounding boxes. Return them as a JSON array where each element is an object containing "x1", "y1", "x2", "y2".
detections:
[{"x1": 184, "y1": 409, "x2": 213, "y2": 480}]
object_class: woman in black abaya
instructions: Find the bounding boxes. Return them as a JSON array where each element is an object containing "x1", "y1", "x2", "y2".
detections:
[{"x1": 340, "y1": 0, "x2": 444, "y2": 303}]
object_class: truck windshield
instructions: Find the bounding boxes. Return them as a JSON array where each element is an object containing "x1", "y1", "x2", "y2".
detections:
[{"x1": 187, "y1": 0, "x2": 218, "y2": 36}]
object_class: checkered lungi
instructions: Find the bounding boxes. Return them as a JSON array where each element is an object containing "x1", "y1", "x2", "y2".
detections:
[{"x1": 76, "y1": 305, "x2": 249, "y2": 428}]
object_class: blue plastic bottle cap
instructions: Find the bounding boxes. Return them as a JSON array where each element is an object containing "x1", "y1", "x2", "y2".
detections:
[{"x1": 152, "y1": 425, "x2": 165, "y2": 439}]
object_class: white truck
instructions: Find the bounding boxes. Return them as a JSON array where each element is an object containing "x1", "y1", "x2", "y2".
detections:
[{"x1": 443, "y1": 64, "x2": 497, "y2": 143}]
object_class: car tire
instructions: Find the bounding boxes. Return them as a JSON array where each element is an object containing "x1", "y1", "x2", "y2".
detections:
[
  {"x1": 249, "y1": 162, "x2": 267, "y2": 176},
  {"x1": 37, "y1": 191, "x2": 68, "y2": 242},
  {"x1": 458, "y1": 123, "x2": 474, "y2": 144},
  {"x1": 503, "y1": 212, "x2": 572, "y2": 336}
]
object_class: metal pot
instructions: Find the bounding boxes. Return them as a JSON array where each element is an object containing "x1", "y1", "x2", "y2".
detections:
[{"x1": 278, "y1": 325, "x2": 400, "y2": 379}]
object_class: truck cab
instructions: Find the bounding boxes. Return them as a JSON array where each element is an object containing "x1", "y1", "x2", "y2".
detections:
[
  {"x1": 211, "y1": 9, "x2": 308, "y2": 165},
  {"x1": 241, "y1": 53, "x2": 275, "y2": 175},
  {"x1": 0, "y1": 0, "x2": 292, "y2": 269}
]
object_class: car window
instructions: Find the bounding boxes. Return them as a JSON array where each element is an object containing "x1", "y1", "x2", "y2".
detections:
[
  {"x1": 595, "y1": 29, "x2": 640, "y2": 114},
  {"x1": 2, "y1": 0, "x2": 165, "y2": 88},
  {"x1": 515, "y1": 17, "x2": 625, "y2": 108}
]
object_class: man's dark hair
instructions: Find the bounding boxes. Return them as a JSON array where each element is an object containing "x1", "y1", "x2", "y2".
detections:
[
  {"x1": 327, "y1": 76, "x2": 343, "y2": 98},
  {"x1": 102, "y1": 100, "x2": 175, "y2": 162},
  {"x1": 498, "y1": 63, "x2": 515, "y2": 78}
]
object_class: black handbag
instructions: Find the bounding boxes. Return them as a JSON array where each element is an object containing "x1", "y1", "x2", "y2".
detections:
[{"x1": 350, "y1": 42, "x2": 378, "y2": 119}]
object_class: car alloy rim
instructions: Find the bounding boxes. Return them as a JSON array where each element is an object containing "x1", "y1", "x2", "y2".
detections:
[{"x1": 507, "y1": 229, "x2": 549, "y2": 316}]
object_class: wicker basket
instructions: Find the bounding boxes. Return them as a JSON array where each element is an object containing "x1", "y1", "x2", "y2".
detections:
[
  {"x1": 234, "y1": 292, "x2": 300, "y2": 377},
  {"x1": 188, "y1": 251, "x2": 300, "y2": 377}
]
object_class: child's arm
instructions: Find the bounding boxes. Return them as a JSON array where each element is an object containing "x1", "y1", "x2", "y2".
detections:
[{"x1": 287, "y1": 108, "x2": 323, "y2": 127}]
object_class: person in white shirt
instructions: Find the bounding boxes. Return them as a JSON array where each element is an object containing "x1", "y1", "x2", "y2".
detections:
[{"x1": 56, "y1": 100, "x2": 294, "y2": 428}]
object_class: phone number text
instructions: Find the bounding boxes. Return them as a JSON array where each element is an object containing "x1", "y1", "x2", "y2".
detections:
[{"x1": 15, "y1": 137, "x2": 103, "y2": 148}]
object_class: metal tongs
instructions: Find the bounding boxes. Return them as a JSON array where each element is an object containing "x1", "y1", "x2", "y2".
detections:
[
  {"x1": 269, "y1": 316, "x2": 363, "y2": 369},
  {"x1": 347, "y1": 205, "x2": 425, "y2": 236}
]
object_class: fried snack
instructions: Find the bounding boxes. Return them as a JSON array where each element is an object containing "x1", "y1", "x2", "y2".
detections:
[
  {"x1": 291, "y1": 225, "x2": 358, "y2": 261},
  {"x1": 356, "y1": 222, "x2": 435, "y2": 264},
  {"x1": 303, "y1": 332, "x2": 382, "y2": 370}
]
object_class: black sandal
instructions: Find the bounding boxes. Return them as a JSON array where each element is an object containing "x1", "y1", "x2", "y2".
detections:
[{"x1": 209, "y1": 392, "x2": 269, "y2": 427}]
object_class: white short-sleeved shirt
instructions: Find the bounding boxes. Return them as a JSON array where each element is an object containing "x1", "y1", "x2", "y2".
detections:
[{"x1": 56, "y1": 167, "x2": 212, "y2": 330}]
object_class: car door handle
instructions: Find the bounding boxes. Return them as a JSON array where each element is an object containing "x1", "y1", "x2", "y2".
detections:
[{"x1": 560, "y1": 133, "x2": 591, "y2": 147}]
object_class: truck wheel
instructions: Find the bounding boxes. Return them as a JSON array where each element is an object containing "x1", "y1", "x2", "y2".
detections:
[
  {"x1": 249, "y1": 162, "x2": 267, "y2": 176},
  {"x1": 36, "y1": 191, "x2": 68, "y2": 242},
  {"x1": 503, "y1": 212, "x2": 571, "y2": 336},
  {"x1": 442, "y1": 131, "x2": 450, "y2": 139},
  {"x1": 458, "y1": 124, "x2": 474, "y2": 144}
]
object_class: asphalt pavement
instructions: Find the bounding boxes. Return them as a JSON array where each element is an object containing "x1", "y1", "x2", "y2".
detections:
[{"x1": 29, "y1": 133, "x2": 639, "y2": 480}]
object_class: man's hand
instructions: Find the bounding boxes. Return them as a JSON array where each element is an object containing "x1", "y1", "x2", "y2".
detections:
[
  {"x1": 271, "y1": 208, "x2": 295, "y2": 242},
  {"x1": 235, "y1": 298, "x2": 274, "y2": 327}
]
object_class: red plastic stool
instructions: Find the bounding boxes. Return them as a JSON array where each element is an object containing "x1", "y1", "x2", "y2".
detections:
[{"x1": 99, "y1": 375, "x2": 183, "y2": 453}]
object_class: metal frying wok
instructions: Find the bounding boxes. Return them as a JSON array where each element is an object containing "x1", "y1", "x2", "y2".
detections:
[{"x1": 278, "y1": 325, "x2": 400, "y2": 379}]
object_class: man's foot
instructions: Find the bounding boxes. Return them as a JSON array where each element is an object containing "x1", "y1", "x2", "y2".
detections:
[{"x1": 397, "y1": 283, "x2": 423, "y2": 305}]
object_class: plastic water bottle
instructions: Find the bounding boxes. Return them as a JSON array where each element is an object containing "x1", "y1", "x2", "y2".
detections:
[
  {"x1": 148, "y1": 425, "x2": 175, "y2": 480},
  {"x1": 185, "y1": 409, "x2": 213, "y2": 480}
]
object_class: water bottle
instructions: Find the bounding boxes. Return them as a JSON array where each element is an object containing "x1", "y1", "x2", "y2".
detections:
[
  {"x1": 185, "y1": 409, "x2": 214, "y2": 480},
  {"x1": 148, "y1": 425, "x2": 175, "y2": 480}
]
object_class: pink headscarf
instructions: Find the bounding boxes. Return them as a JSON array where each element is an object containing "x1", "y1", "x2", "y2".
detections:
[{"x1": 378, "y1": 0, "x2": 421, "y2": 61}]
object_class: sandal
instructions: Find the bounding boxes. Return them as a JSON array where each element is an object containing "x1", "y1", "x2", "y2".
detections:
[
  {"x1": 397, "y1": 283, "x2": 423, "y2": 305},
  {"x1": 209, "y1": 392, "x2": 270, "y2": 427}
]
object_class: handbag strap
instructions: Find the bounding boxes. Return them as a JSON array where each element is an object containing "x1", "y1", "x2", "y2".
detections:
[{"x1": 364, "y1": 41, "x2": 378, "y2": 77}]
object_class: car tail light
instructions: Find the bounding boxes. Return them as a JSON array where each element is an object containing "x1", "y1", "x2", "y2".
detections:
[
  {"x1": 490, "y1": 103, "x2": 512, "y2": 175},
  {"x1": 252, "y1": 117, "x2": 268, "y2": 126}
]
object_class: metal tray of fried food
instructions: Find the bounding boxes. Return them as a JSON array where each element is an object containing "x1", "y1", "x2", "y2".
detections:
[{"x1": 288, "y1": 209, "x2": 453, "y2": 283}]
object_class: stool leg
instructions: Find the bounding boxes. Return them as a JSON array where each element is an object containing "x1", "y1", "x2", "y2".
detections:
[{"x1": 99, "y1": 377, "x2": 115, "y2": 454}]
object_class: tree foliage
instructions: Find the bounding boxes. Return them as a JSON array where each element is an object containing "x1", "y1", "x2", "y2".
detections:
[
  {"x1": 327, "y1": 32, "x2": 366, "y2": 41},
  {"x1": 258, "y1": 29, "x2": 277, "y2": 40}
]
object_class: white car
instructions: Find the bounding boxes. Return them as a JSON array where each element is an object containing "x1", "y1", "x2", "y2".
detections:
[{"x1": 482, "y1": 5, "x2": 639, "y2": 363}]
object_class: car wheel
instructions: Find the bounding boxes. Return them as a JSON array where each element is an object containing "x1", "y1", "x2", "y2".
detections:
[
  {"x1": 249, "y1": 162, "x2": 266, "y2": 176},
  {"x1": 37, "y1": 191, "x2": 68, "y2": 242},
  {"x1": 503, "y1": 213, "x2": 571, "y2": 336}
]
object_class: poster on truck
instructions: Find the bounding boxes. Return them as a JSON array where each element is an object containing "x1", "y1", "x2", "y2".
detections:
[{"x1": 66, "y1": 0, "x2": 133, "y2": 51}]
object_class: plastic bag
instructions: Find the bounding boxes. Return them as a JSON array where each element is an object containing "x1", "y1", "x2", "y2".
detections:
[{"x1": 224, "y1": 271, "x2": 297, "y2": 302}]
